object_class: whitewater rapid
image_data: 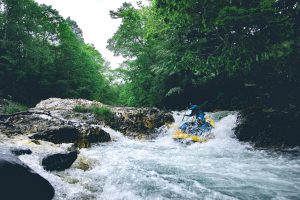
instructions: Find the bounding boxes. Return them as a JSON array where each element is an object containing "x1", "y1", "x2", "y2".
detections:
[{"x1": 8, "y1": 112, "x2": 300, "y2": 199}]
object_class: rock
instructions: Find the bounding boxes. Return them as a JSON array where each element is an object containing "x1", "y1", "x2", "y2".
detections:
[
  {"x1": 0, "y1": 153, "x2": 55, "y2": 200},
  {"x1": 235, "y1": 107, "x2": 300, "y2": 148},
  {"x1": 0, "y1": 112, "x2": 64, "y2": 136},
  {"x1": 30, "y1": 127, "x2": 80, "y2": 144},
  {"x1": 34, "y1": 98, "x2": 103, "y2": 111},
  {"x1": 63, "y1": 176, "x2": 80, "y2": 184},
  {"x1": 30, "y1": 126, "x2": 111, "y2": 146},
  {"x1": 31, "y1": 140, "x2": 41, "y2": 145},
  {"x1": 42, "y1": 151, "x2": 78, "y2": 171},
  {"x1": 110, "y1": 107, "x2": 174, "y2": 139},
  {"x1": 10, "y1": 148, "x2": 32, "y2": 156},
  {"x1": 75, "y1": 126, "x2": 111, "y2": 148},
  {"x1": 0, "y1": 98, "x2": 172, "y2": 142},
  {"x1": 72, "y1": 155, "x2": 92, "y2": 171},
  {"x1": 84, "y1": 126, "x2": 111, "y2": 143}
]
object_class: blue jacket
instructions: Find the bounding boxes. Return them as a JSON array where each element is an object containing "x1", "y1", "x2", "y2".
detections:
[{"x1": 186, "y1": 105, "x2": 206, "y2": 124}]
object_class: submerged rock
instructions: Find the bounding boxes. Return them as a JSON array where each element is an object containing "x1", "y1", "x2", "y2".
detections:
[
  {"x1": 10, "y1": 148, "x2": 32, "y2": 156},
  {"x1": 42, "y1": 151, "x2": 78, "y2": 171},
  {"x1": 235, "y1": 107, "x2": 300, "y2": 147},
  {"x1": 0, "y1": 154, "x2": 55, "y2": 200},
  {"x1": 72, "y1": 155, "x2": 93, "y2": 171}
]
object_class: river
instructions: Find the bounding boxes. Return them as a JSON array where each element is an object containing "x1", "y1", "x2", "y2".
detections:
[{"x1": 11, "y1": 112, "x2": 300, "y2": 199}]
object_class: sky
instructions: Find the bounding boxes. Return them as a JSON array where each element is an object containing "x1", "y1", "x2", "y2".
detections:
[{"x1": 34, "y1": 0, "x2": 147, "y2": 69}]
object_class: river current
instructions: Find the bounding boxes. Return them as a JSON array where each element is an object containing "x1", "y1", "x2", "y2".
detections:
[{"x1": 10, "y1": 112, "x2": 300, "y2": 199}]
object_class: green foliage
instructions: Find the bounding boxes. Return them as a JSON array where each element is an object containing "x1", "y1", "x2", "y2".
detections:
[
  {"x1": 1, "y1": 0, "x2": 299, "y2": 109},
  {"x1": 73, "y1": 105, "x2": 113, "y2": 122},
  {"x1": 92, "y1": 106, "x2": 113, "y2": 122},
  {"x1": 0, "y1": 0, "x2": 115, "y2": 105},
  {"x1": 73, "y1": 105, "x2": 93, "y2": 113},
  {"x1": 108, "y1": 0, "x2": 300, "y2": 108},
  {"x1": 3, "y1": 101, "x2": 28, "y2": 114}
]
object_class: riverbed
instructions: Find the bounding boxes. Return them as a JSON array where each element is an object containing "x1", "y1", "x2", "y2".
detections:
[{"x1": 2, "y1": 112, "x2": 300, "y2": 200}]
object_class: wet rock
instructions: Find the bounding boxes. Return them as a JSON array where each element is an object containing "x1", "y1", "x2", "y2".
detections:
[
  {"x1": 0, "y1": 112, "x2": 64, "y2": 136},
  {"x1": 0, "y1": 153, "x2": 55, "y2": 200},
  {"x1": 0, "y1": 98, "x2": 172, "y2": 142},
  {"x1": 30, "y1": 126, "x2": 111, "y2": 146},
  {"x1": 63, "y1": 176, "x2": 80, "y2": 184},
  {"x1": 74, "y1": 127, "x2": 111, "y2": 148},
  {"x1": 42, "y1": 151, "x2": 78, "y2": 171},
  {"x1": 30, "y1": 127, "x2": 80, "y2": 144},
  {"x1": 31, "y1": 140, "x2": 41, "y2": 145},
  {"x1": 84, "y1": 126, "x2": 111, "y2": 143},
  {"x1": 10, "y1": 148, "x2": 32, "y2": 156},
  {"x1": 75, "y1": 138, "x2": 91, "y2": 148},
  {"x1": 235, "y1": 107, "x2": 300, "y2": 148},
  {"x1": 110, "y1": 107, "x2": 174, "y2": 139},
  {"x1": 72, "y1": 155, "x2": 92, "y2": 171}
]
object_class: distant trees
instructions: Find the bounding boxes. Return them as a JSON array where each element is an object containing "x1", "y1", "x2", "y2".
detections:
[
  {"x1": 1, "y1": 0, "x2": 298, "y2": 108},
  {"x1": 0, "y1": 0, "x2": 113, "y2": 104},
  {"x1": 108, "y1": 0, "x2": 300, "y2": 108}
]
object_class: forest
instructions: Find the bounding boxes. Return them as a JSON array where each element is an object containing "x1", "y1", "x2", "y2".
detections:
[
  {"x1": 0, "y1": 0, "x2": 116, "y2": 105},
  {"x1": 1, "y1": 0, "x2": 299, "y2": 110},
  {"x1": 109, "y1": 0, "x2": 300, "y2": 109}
]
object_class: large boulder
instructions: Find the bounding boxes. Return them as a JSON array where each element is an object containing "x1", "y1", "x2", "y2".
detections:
[
  {"x1": 110, "y1": 107, "x2": 174, "y2": 139},
  {"x1": 83, "y1": 126, "x2": 111, "y2": 143},
  {"x1": 30, "y1": 127, "x2": 80, "y2": 144},
  {"x1": 235, "y1": 107, "x2": 300, "y2": 147},
  {"x1": 0, "y1": 153, "x2": 55, "y2": 200},
  {"x1": 42, "y1": 151, "x2": 78, "y2": 171},
  {"x1": 30, "y1": 126, "x2": 111, "y2": 145},
  {"x1": 34, "y1": 98, "x2": 103, "y2": 111}
]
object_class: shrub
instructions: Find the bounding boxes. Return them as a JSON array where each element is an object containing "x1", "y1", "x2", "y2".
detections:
[
  {"x1": 73, "y1": 105, "x2": 113, "y2": 122},
  {"x1": 3, "y1": 101, "x2": 28, "y2": 114},
  {"x1": 73, "y1": 105, "x2": 93, "y2": 113},
  {"x1": 93, "y1": 106, "x2": 113, "y2": 122}
]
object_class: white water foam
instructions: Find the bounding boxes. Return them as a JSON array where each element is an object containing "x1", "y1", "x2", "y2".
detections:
[{"x1": 3, "y1": 112, "x2": 299, "y2": 200}]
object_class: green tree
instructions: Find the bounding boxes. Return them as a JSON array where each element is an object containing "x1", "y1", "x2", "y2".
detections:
[
  {"x1": 109, "y1": 0, "x2": 300, "y2": 108},
  {"x1": 0, "y1": 0, "x2": 115, "y2": 105}
]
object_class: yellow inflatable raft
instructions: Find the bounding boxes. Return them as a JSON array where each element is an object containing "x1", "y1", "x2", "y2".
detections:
[
  {"x1": 172, "y1": 131, "x2": 209, "y2": 142},
  {"x1": 172, "y1": 116, "x2": 215, "y2": 143}
]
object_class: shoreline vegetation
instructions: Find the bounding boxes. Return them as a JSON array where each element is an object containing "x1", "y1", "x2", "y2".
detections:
[
  {"x1": 0, "y1": 100, "x2": 28, "y2": 115},
  {"x1": 73, "y1": 105, "x2": 113, "y2": 122}
]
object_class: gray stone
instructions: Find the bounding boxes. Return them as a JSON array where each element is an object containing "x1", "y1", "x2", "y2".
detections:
[
  {"x1": 0, "y1": 153, "x2": 55, "y2": 200},
  {"x1": 42, "y1": 151, "x2": 78, "y2": 171}
]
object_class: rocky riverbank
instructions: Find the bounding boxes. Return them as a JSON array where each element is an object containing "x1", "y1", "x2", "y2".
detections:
[
  {"x1": 235, "y1": 106, "x2": 300, "y2": 148},
  {"x1": 0, "y1": 98, "x2": 174, "y2": 199},
  {"x1": 0, "y1": 98, "x2": 174, "y2": 142}
]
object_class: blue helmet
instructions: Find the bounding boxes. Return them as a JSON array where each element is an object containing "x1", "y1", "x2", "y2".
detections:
[{"x1": 189, "y1": 105, "x2": 199, "y2": 110}]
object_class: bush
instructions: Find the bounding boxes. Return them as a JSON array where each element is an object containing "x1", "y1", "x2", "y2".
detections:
[
  {"x1": 93, "y1": 106, "x2": 113, "y2": 122},
  {"x1": 73, "y1": 105, "x2": 93, "y2": 113},
  {"x1": 3, "y1": 101, "x2": 28, "y2": 114},
  {"x1": 73, "y1": 105, "x2": 113, "y2": 122}
]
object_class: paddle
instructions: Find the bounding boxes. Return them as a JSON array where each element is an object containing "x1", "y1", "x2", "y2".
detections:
[
  {"x1": 182, "y1": 114, "x2": 185, "y2": 121},
  {"x1": 182, "y1": 109, "x2": 188, "y2": 121}
]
